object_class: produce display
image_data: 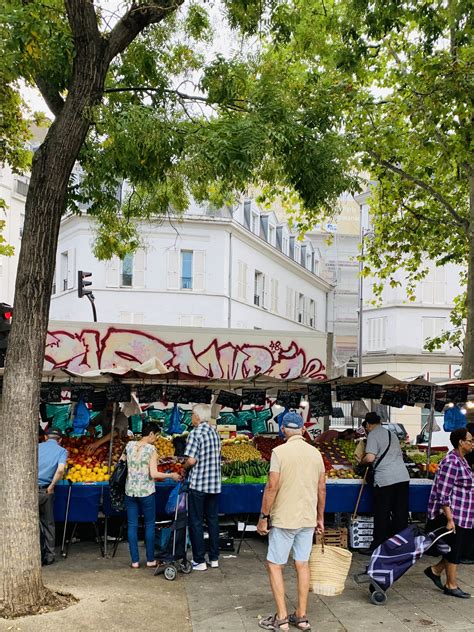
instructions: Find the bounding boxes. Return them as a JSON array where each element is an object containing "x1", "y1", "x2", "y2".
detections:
[
  {"x1": 156, "y1": 457, "x2": 185, "y2": 477},
  {"x1": 154, "y1": 435, "x2": 175, "y2": 458},
  {"x1": 253, "y1": 436, "x2": 284, "y2": 461},
  {"x1": 221, "y1": 436, "x2": 262, "y2": 462},
  {"x1": 317, "y1": 440, "x2": 352, "y2": 467},
  {"x1": 62, "y1": 436, "x2": 125, "y2": 483},
  {"x1": 221, "y1": 459, "x2": 269, "y2": 479}
]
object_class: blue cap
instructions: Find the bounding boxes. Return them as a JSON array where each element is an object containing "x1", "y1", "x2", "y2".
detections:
[{"x1": 282, "y1": 411, "x2": 304, "y2": 429}]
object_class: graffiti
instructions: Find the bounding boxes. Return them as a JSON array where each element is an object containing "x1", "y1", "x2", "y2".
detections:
[{"x1": 45, "y1": 325, "x2": 327, "y2": 380}]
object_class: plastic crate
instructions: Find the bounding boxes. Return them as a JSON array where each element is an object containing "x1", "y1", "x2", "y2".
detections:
[{"x1": 316, "y1": 527, "x2": 348, "y2": 549}]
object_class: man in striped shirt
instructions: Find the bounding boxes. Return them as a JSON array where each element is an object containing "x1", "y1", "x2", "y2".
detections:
[{"x1": 184, "y1": 404, "x2": 221, "y2": 571}]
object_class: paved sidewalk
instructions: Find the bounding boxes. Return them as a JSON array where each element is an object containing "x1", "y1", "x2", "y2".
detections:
[
  {"x1": 1, "y1": 538, "x2": 472, "y2": 631},
  {"x1": 185, "y1": 537, "x2": 474, "y2": 632}
]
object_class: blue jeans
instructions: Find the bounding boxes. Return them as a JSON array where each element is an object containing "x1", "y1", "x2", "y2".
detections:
[
  {"x1": 188, "y1": 489, "x2": 220, "y2": 564},
  {"x1": 125, "y1": 493, "x2": 156, "y2": 564}
]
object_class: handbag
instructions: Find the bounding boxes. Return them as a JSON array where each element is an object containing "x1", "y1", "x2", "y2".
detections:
[
  {"x1": 309, "y1": 537, "x2": 353, "y2": 596},
  {"x1": 362, "y1": 429, "x2": 392, "y2": 486},
  {"x1": 109, "y1": 456, "x2": 128, "y2": 512}
]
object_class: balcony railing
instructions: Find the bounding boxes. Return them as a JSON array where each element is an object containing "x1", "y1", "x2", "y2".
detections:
[{"x1": 181, "y1": 277, "x2": 193, "y2": 289}]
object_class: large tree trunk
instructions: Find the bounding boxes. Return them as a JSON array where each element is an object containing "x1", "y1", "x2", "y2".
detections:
[
  {"x1": 461, "y1": 173, "x2": 474, "y2": 379},
  {"x1": 0, "y1": 36, "x2": 107, "y2": 617}
]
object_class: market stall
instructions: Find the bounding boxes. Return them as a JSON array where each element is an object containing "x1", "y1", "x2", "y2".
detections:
[{"x1": 31, "y1": 360, "x2": 474, "y2": 556}]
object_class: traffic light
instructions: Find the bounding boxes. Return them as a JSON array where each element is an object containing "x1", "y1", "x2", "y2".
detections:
[
  {"x1": 78, "y1": 270, "x2": 93, "y2": 298},
  {"x1": 0, "y1": 303, "x2": 13, "y2": 367}
]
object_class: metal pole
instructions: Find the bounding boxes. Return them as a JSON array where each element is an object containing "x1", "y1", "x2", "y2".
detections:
[
  {"x1": 104, "y1": 402, "x2": 117, "y2": 556},
  {"x1": 87, "y1": 294, "x2": 97, "y2": 322},
  {"x1": 425, "y1": 387, "x2": 436, "y2": 478},
  {"x1": 357, "y1": 233, "x2": 365, "y2": 377}
]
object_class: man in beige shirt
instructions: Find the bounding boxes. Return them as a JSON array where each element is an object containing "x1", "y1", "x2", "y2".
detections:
[{"x1": 257, "y1": 411, "x2": 326, "y2": 632}]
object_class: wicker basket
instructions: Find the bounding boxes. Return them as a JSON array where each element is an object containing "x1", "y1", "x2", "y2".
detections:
[
  {"x1": 315, "y1": 528, "x2": 348, "y2": 549},
  {"x1": 309, "y1": 542, "x2": 352, "y2": 596}
]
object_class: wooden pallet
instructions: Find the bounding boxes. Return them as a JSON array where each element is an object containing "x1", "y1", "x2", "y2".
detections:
[{"x1": 316, "y1": 527, "x2": 348, "y2": 549}]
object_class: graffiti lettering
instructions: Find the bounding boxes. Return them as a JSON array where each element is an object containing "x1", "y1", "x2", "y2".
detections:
[{"x1": 45, "y1": 326, "x2": 326, "y2": 380}]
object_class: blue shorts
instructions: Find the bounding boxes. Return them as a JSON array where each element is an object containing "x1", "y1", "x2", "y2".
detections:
[{"x1": 267, "y1": 527, "x2": 314, "y2": 565}]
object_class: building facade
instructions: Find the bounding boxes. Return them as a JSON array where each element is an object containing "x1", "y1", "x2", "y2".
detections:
[{"x1": 49, "y1": 199, "x2": 333, "y2": 336}]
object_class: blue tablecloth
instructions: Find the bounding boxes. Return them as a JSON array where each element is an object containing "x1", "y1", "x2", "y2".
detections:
[{"x1": 54, "y1": 480, "x2": 433, "y2": 521}]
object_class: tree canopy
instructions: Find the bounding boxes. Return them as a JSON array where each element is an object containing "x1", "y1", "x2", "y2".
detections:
[{"x1": 259, "y1": 0, "x2": 473, "y2": 371}]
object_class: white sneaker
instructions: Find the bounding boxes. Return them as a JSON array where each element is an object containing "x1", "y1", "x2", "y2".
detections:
[
  {"x1": 210, "y1": 560, "x2": 219, "y2": 568},
  {"x1": 192, "y1": 561, "x2": 207, "y2": 571}
]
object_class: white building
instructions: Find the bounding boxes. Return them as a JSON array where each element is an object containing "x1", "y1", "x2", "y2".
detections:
[
  {"x1": 0, "y1": 125, "x2": 47, "y2": 305},
  {"x1": 356, "y1": 190, "x2": 463, "y2": 436},
  {"x1": 49, "y1": 199, "x2": 333, "y2": 335}
]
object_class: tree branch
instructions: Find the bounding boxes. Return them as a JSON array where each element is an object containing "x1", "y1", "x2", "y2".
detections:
[
  {"x1": 105, "y1": 1, "x2": 185, "y2": 64},
  {"x1": 103, "y1": 86, "x2": 249, "y2": 111},
  {"x1": 34, "y1": 75, "x2": 65, "y2": 117},
  {"x1": 367, "y1": 149, "x2": 469, "y2": 230},
  {"x1": 64, "y1": 0, "x2": 101, "y2": 47}
]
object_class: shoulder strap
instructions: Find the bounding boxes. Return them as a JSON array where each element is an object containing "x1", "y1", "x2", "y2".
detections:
[{"x1": 373, "y1": 429, "x2": 392, "y2": 471}]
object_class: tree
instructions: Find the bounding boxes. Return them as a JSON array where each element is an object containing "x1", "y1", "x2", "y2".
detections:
[
  {"x1": 270, "y1": 0, "x2": 473, "y2": 375},
  {"x1": 0, "y1": 1, "x2": 354, "y2": 617}
]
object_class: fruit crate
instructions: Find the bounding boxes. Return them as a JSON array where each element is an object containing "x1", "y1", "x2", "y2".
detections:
[{"x1": 315, "y1": 527, "x2": 348, "y2": 549}]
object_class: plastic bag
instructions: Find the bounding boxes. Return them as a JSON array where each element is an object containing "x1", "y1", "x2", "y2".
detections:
[
  {"x1": 443, "y1": 405, "x2": 466, "y2": 432},
  {"x1": 167, "y1": 403, "x2": 184, "y2": 435},
  {"x1": 72, "y1": 399, "x2": 90, "y2": 435},
  {"x1": 165, "y1": 483, "x2": 186, "y2": 515}
]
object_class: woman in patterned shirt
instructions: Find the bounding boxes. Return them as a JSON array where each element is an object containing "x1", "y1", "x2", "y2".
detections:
[
  {"x1": 424, "y1": 427, "x2": 473, "y2": 599},
  {"x1": 124, "y1": 423, "x2": 180, "y2": 568}
]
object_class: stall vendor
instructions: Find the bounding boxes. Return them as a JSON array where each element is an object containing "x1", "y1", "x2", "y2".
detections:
[{"x1": 85, "y1": 402, "x2": 129, "y2": 454}]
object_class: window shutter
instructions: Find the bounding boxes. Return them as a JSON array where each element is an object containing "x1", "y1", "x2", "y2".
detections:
[
  {"x1": 167, "y1": 249, "x2": 179, "y2": 290},
  {"x1": 271, "y1": 279, "x2": 279, "y2": 312},
  {"x1": 237, "y1": 261, "x2": 244, "y2": 299},
  {"x1": 193, "y1": 250, "x2": 206, "y2": 292},
  {"x1": 67, "y1": 249, "x2": 76, "y2": 290},
  {"x1": 106, "y1": 256, "x2": 120, "y2": 287},
  {"x1": 179, "y1": 315, "x2": 193, "y2": 326},
  {"x1": 133, "y1": 248, "x2": 146, "y2": 288},
  {"x1": 242, "y1": 262, "x2": 248, "y2": 301},
  {"x1": 119, "y1": 311, "x2": 132, "y2": 323},
  {"x1": 262, "y1": 275, "x2": 268, "y2": 309}
]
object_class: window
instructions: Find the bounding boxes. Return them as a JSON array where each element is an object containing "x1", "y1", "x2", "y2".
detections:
[
  {"x1": 282, "y1": 235, "x2": 289, "y2": 255},
  {"x1": 51, "y1": 267, "x2": 56, "y2": 295},
  {"x1": 286, "y1": 287, "x2": 295, "y2": 319},
  {"x1": 268, "y1": 225, "x2": 276, "y2": 246},
  {"x1": 254, "y1": 271, "x2": 265, "y2": 307},
  {"x1": 422, "y1": 317, "x2": 446, "y2": 348},
  {"x1": 121, "y1": 253, "x2": 133, "y2": 287},
  {"x1": 294, "y1": 243, "x2": 301, "y2": 264},
  {"x1": 301, "y1": 244, "x2": 307, "y2": 267},
  {"x1": 167, "y1": 249, "x2": 205, "y2": 291},
  {"x1": 270, "y1": 278, "x2": 279, "y2": 312},
  {"x1": 289, "y1": 236, "x2": 295, "y2": 259},
  {"x1": 297, "y1": 293, "x2": 304, "y2": 323},
  {"x1": 237, "y1": 260, "x2": 248, "y2": 301},
  {"x1": 106, "y1": 249, "x2": 146, "y2": 288},
  {"x1": 251, "y1": 212, "x2": 259, "y2": 235},
  {"x1": 61, "y1": 252, "x2": 68, "y2": 291},
  {"x1": 243, "y1": 200, "x2": 251, "y2": 229},
  {"x1": 306, "y1": 252, "x2": 312, "y2": 270},
  {"x1": 367, "y1": 317, "x2": 386, "y2": 352},
  {"x1": 309, "y1": 299, "x2": 316, "y2": 328},
  {"x1": 15, "y1": 176, "x2": 29, "y2": 197},
  {"x1": 181, "y1": 251, "x2": 193, "y2": 289},
  {"x1": 422, "y1": 264, "x2": 446, "y2": 304},
  {"x1": 179, "y1": 315, "x2": 204, "y2": 327},
  {"x1": 119, "y1": 311, "x2": 144, "y2": 324}
]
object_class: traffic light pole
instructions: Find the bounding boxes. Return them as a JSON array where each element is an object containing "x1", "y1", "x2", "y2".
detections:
[{"x1": 86, "y1": 293, "x2": 97, "y2": 322}]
